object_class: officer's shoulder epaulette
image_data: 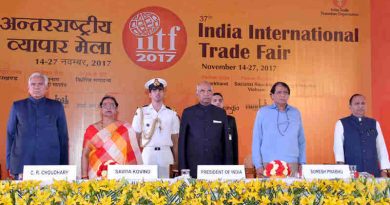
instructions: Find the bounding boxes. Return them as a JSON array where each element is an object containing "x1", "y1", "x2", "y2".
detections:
[
  {"x1": 166, "y1": 106, "x2": 177, "y2": 112},
  {"x1": 134, "y1": 105, "x2": 147, "y2": 115}
]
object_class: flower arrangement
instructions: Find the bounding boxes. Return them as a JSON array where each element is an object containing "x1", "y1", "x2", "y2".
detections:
[
  {"x1": 0, "y1": 178, "x2": 389, "y2": 204},
  {"x1": 263, "y1": 160, "x2": 291, "y2": 178},
  {"x1": 96, "y1": 160, "x2": 118, "y2": 179}
]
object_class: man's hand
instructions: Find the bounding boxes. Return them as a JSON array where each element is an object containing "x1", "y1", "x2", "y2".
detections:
[
  {"x1": 297, "y1": 164, "x2": 303, "y2": 177},
  {"x1": 380, "y1": 170, "x2": 388, "y2": 178},
  {"x1": 7, "y1": 169, "x2": 15, "y2": 180},
  {"x1": 256, "y1": 167, "x2": 264, "y2": 178}
]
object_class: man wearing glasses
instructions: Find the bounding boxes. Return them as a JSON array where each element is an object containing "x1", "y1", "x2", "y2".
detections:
[{"x1": 252, "y1": 82, "x2": 306, "y2": 177}]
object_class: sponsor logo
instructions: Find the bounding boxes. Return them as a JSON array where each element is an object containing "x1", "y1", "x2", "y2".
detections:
[
  {"x1": 333, "y1": 0, "x2": 347, "y2": 8},
  {"x1": 225, "y1": 104, "x2": 240, "y2": 115},
  {"x1": 245, "y1": 99, "x2": 268, "y2": 111},
  {"x1": 321, "y1": 0, "x2": 358, "y2": 17},
  {"x1": 123, "y1": 6, "x2": 187, "y2": 70},
  {"x1": 54, "y1": 94, "x2": 69, "y2": 105}
]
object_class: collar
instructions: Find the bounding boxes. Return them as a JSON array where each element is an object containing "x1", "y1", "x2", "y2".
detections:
[
  {"x1": 148, "y1": 103, "x2": 166, "y2": 112},
  {"x1": 28, "y1": 96, "x2": 46, "y2": 104},
  {"x1": 270, "y1": 103, "x2": 291, "y2": 111},
  {"x1": 197, "y1": 103, "x2": 213, "y2": 109},
  {"x1": 350, "y1": 114, "x2": 365, "y2": 122}
]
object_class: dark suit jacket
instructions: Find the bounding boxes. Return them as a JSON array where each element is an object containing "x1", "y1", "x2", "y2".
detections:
[
  {"x1": 227, "y1": 115, "x2": 239, "y2": 165},
  {"x1": 6, "y1": 97, "x2": 69, "y2": 174},
  {"x1": 179, "y1": 103, "x2": 232, "y2": 178}
]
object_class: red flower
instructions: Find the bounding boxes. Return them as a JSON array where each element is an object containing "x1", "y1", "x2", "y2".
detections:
[
  {"x1": 354, "y1": 171, "x2": 359, "y2": 178},
  {"x1": 263, "y1": 160, "x2": 291, "y2": 177},
  {"x1": 97, "y1": 160, "x2": 118, "y2": 178}
]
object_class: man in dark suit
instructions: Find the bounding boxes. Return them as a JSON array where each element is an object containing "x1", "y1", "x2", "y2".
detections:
[
  {"x1": 211, "y1": 92, "x2": 239, "y2": 165},
  {"x1": 334, "y1": 94, "x2": 390, "y2": 177},
  {"x1": 179, "y1": 81, "x2": 232, "y2": 178},
  {"x1": 6, "y1": 72, "x2": 69, "y2": 180}
]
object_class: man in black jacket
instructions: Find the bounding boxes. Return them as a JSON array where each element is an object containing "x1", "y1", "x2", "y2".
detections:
[
  {"x1": 211, "y1": 92, "x2": 239, "y2": 165},
  {"x1": 179, "y1": 81, "x2": 232, "y2": 178}
]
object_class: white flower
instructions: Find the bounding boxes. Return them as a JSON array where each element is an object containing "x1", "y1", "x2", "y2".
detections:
[{"x1": 270, "y1": 163, "x2": 279, "y2": 175}]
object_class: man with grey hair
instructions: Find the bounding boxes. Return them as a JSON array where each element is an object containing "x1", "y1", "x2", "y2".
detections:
[
  {"x1": 179, "y1": 81, "x2": 232, "y2": 178},
  {"x1": 6, "y1": 72, "x2": 69, "y2": 180}
]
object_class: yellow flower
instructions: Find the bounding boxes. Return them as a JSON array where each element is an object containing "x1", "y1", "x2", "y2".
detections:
[
  {"x1": 209, "y1": 180, "x2": 221, "y2": 191},
  {"x1": 99, "y1": 196, "x2": 112, "y2": 205},
  {"x1": 16, "y1": 197, "x2": 27, "y2": 205},
  {"x1": 323, "y1": 196, "x2": 340, "y2": 205},
  {"x1": 355, "y1": 180, "x2": 366, "y2": 192},
  {"x1": 17, "y1": 180, "x2": 41, "y2": 191},
  {"x1": 354, "y1": 196, "x2": 373, "y2": 205},
  {"x1": 375, "y1": 197, "x2": 390, "y2": 205},
  {"x1": 65, "y1": 195, "x2": 77, "y2": 205},
  {"x1": 79, "y1": 180, "x2": 91, "y2": 195},
  {"x1": 0, "y1": 193, "x2": 13, "y2": 205},
  {"x1": 376, "y1": 180, "x2": 387, "y2": 193},
  {"x1": 53, "y1": 192, "x2": 63, "y2": 203},
  {"x1": 259, "y1": 195, "x2": 271, "y2": 205},
  {"x1": 366, "y1": 181, "x2": 376, "y2": 196},
  {"x1": 330, "y1": 180, "x2": 344, "y2": 193},
  {"x1": 51, "y1": 180, "x2": 69, "y2": 192},
  {"x1": 2, "y1": 176, "x2": 389, "y2": 204},
  {"x1": 117, "y1": 193, "x2": 128, "y2": 205},
  {"x1": 235, "y1": 181, "x2": 246, "y2": 195},
  {"x1": 220, "y1": 180, "x2": 231, "y2": 193},
  {"x1": 150, "y1": 194, "x2": 166, "y2": 204},
  {"x1": 228, "y1": 196, "x2": 243, "y2": 204},
  {"x1": 299, "y1": 195, "x2": 316, "y2": 205},
  {"x1": 170, "y1": 181, "x2": 182, "y2": 194},
  {"x1": 0, "y1": 182, "x2": 15, "y2": 193},
  {"x1": 242, "y1": 189, "x2": 259, "y2": 200},
  {"x1": 274, "y1": 192, "x2": 293, "y2": 205},
  {"x1": 246, "y1": 180, "x2": 261, "y2": 193},
  {"x1": 32, "y1": 189, "x2": 51, "y2": 204},
  {"x1": 214, "y1": 199, "x2": 226, "y2": 205},
  {"x1": 342, "y1": 181, "x2": 355, "y2": 195}
]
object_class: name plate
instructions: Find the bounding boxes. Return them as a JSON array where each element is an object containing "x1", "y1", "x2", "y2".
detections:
[
  {"x1": 197, "y1": 165, "x2": 245, "y2": 180},
  {"x1": 23, "y1": 165, "x2": 76, "y2": 181},
  {"x1": 107, "y1": 165, "x2": 158, "y2": 180},
  {"x1": 302, "y1": 164, "x2": 351, "y2": 179}
]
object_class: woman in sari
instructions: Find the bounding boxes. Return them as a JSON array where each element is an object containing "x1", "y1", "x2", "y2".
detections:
[{"x1": 81, "y1": 96, "x2": 142, "y2": 179}]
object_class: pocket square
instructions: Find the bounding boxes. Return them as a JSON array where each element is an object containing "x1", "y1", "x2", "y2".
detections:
[{"x1": 213, "y1": 120, "x2": 222, "y2": 123}]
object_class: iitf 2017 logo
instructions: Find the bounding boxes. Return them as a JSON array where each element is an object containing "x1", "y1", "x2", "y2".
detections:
[{"x1": 123, "y1": 7, "x2": 187, "y2": 70}]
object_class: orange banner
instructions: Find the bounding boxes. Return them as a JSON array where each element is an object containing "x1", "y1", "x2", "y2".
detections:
[{"x1": 0, "y1": 0, "x2": 371, "y2": 178}]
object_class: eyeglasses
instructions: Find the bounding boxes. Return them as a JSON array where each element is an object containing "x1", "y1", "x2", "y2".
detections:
[
  {"x1": 274, "y1": 91, "x2": 289, "y2": 95},
  {"x1": 101, "y1": 104, "x2": 116, "y2": 109}
]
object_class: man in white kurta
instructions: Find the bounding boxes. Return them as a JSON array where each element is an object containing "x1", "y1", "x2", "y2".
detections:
[{"x1": 132, "y1": 78, "x2": 180, "y2": 178}]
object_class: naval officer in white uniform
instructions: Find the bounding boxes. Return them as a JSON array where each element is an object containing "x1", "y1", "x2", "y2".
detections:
[{"x1": 132, "y1": 78, "x2": 180, "y2": 178}]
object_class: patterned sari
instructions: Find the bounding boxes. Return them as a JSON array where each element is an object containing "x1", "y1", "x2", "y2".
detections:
[{"x1": 83, "y1": 121, "x2": 142, "y2": 179}]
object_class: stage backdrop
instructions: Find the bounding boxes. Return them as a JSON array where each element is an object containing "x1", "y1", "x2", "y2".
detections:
[{"x1": 0, "y1": 0, "x2": 372, "y2": 178}]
